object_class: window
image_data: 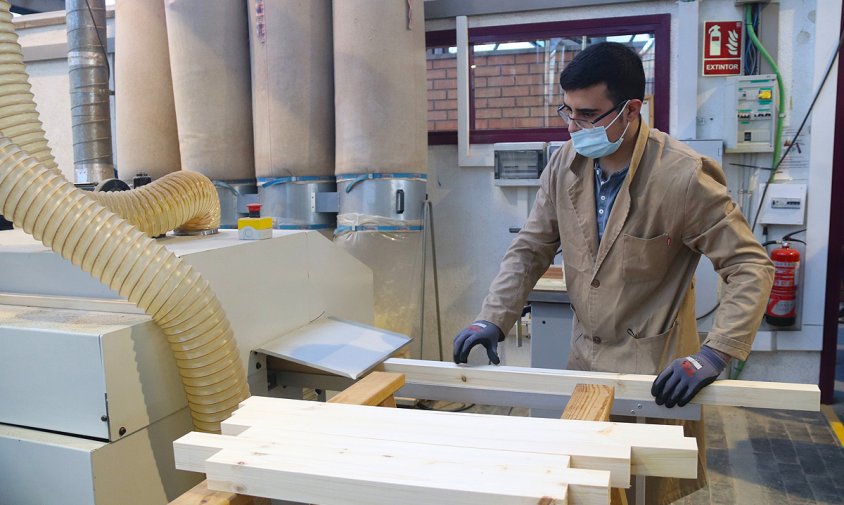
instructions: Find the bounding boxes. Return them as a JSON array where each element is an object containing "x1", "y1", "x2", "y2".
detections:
[{"x1": 425, "y1": 15, "x2": 670, "y2": 144}]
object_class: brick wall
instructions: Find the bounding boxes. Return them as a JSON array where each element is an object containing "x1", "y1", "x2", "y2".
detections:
[
  {"x1": 427, "y1": 49, "x2": 568, "y2": 132},
  {"x1": 426, "y1": 54, "x2": 459, "y2": 131},
  {"x1": 427, "y1": 47, "x2": 655, "y2": 133}
]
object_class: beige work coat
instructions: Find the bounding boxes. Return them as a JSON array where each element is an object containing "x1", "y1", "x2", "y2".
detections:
[{"x1": 477, "y1": 120, "x2": 774, "y2": 504}]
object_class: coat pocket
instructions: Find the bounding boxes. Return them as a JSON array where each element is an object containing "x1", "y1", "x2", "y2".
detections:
[
  {"x1": 622, "y1": 232, "x2": 672, "y2": 283},
  {"x1": 634, "y1": 320, "x2": 676, "y2": 374}
]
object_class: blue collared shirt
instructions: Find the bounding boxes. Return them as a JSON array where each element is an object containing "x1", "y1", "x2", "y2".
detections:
[{"x1": 594, "y1": 161, "x2": 629, "y2": 241}]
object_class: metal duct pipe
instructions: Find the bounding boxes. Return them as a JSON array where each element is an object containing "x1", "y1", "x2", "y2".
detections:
[{"x1": 66, "y1": 0, "x2": 113, "y2": 184}]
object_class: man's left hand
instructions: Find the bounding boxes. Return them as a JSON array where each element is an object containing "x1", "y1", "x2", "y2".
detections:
[{"x1": 651, "y1": 346, "x2": 729, "y2": 408}]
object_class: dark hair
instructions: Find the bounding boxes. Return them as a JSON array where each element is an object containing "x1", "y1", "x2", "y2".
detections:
[{"x1": 559, "y1": 42, "x2": 645, "y2": 103}]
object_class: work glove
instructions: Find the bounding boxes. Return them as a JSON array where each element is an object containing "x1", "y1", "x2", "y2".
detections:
[
  {"x1": 651, "y1": 345, "x2": 728, "y2": 408},
  {"x1": 453, "y1": 320, "x2": 504, "y2": 365}
]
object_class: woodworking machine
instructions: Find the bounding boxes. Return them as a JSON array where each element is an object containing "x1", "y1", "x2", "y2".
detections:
[{"x1": 0, "y1": 229, "x2": 410, "y2": 505}]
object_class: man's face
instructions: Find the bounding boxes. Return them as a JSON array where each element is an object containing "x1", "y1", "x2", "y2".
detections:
[{"x1": 560, "y1": 83, "x2": 630, "y2": 139}]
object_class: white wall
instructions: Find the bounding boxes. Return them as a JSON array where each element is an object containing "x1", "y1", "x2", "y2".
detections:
[{"x1": 422, "y1": 0, "x2": 838, "y2": 384}]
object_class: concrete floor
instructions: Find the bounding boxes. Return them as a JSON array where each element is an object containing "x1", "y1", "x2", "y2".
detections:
[{"x1": 676, "y1": 406, "x2": 844, "y2": 504}]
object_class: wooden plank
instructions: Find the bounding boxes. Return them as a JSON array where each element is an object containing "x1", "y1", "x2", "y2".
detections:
[
  {"x1": 176, "y1": 431, "x2": 612, "y2": 504},
  {"x1": 225, "y1": 397, "x2": 698, "y2": 484},
  {"x1": 233, "y1": 427, "x2": 612, "y2": 504},
  {"x1": 224, "y1": 411, "x2": 635, "y2": 488},
  {"x1": 204, "y1": 448, "x2": 570, "y2": 505},
  {"x1": 377, "y1": 395, "x2": 397, "y2": 407},
  {"x1": 175, "y1": 430, "x2": 573, "y2": 476},
  {"x1": 379, "y1": 358, "x2": 821, "y2": 411},
  {"x1": 168, "y1": 480, "x2": 269, "y2": 505},
  {"x1": 328, "y1": 371, "x2": 404, "y2": 406},
  {"x1": 563, "y1": 385, "x2": 614, "y2": 422}
]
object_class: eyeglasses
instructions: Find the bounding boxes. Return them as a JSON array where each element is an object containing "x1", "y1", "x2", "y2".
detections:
[{"x1": 557, "y1": 100, "x2": 628, "y2": 129}]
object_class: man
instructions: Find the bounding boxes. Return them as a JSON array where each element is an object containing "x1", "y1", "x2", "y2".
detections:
[{"x1": 453, "y1": 42, "x2": 773, "y2": 503}]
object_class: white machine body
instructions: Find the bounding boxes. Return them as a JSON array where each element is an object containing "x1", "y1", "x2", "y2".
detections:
[{"x1": 0, "y1": 229, "x2": 391, "y2": 504}]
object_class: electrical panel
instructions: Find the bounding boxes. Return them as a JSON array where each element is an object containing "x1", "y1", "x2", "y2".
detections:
[
  {"x1": 723, "y1": 74, "x2": 778, "y2": 153},
  {"x1": 493, "y1": 142, "x2": 546, "y2": 180},
  {"x1": 754, "y1": 183, "x2": 807, "y2": 225}
]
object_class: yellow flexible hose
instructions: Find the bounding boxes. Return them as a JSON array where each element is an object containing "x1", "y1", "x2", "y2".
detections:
[
  {"x1": 0, "y1": 1, "x2": 58, "y2": 172},
  {"x1": 0, "y1": 1, "x2": 245, "y2": 433},
  {"x1": 0, "y1": 137, "x2": 249, "y2": 433},
  {"x1": 88, "y1": 170, "x2": 220, "y2": 236},
  {"x1": 0, "y1": 2, "x2": 218, "y2": 237}
]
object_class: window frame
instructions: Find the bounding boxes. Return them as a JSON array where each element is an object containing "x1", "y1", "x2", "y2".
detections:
[{"x1": 425, "y1": 14, "x2": 671, "y2": 145}]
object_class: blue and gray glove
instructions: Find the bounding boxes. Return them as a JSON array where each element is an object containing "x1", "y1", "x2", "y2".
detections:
[
  {"x1": 453, "y1": 320, "x2": 504, "y2": 365},
  {"x1": 651, "y1": 345, "x2": 728, "y2": 408}
]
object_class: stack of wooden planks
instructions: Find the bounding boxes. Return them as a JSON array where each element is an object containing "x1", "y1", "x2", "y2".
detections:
[{"x1": 174, "y1": 395, "x2": 697, "y2": 504}]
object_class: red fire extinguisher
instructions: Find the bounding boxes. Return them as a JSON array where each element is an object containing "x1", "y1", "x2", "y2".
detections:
[{"x1": 766, "y1": 241, "x2": 800, "y2": 326}]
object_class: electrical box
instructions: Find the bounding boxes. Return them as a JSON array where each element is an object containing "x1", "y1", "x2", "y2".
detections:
[
  {"x1": 755, "y1": 183, "x2": 807, "y2": 225},
  {"x1": 680, "y1": 139, "x2": 723, "y2": 165},
  {"x1": 723, "y1": 74, "x2": 778, "y2": 153},
  {"x1": 493, "y1": 142, "x2": 546, "y2": 180}
]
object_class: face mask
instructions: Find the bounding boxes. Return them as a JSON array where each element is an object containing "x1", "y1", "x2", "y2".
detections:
[{"x1": 569, "y1": 102, "x2": 630, "y2": 159}]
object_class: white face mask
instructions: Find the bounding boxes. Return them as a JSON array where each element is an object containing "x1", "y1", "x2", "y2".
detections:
[{"x1": 569, "y1": 101, "x2": 630, "y2": 159}]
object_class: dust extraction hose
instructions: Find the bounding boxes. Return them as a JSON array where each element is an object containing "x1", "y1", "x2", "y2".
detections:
[
  {"x1": 0, "y1": 1, "x2": 59, "y2": 172},
  {"x1": 0, "y1": 138, "x2": 249, "y2": 433},
  {"x1": 0, "y1": 2, "x2": 218, "y2": 237},
  {"x1": 88, "y1": 170, "x2": 221, "y2": 237}
]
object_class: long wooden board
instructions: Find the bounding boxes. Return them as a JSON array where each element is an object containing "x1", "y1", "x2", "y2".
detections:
[
  {"x1": 203, "y1": 446, "x2": 575, "y2": 505},
  {"x1": 379, "y1": 358, "x2": 821, "y2": 411},
  {"x1": 175, "y1": 430, "x2": 611, "y2": 505},
  {"x1": 227, "y1": 396, "x2": 697, "y2": 484}
]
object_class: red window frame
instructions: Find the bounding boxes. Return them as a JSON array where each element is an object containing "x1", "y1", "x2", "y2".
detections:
[{"x1": 425, "y1": 14, "x2": 671, "y2": 145}]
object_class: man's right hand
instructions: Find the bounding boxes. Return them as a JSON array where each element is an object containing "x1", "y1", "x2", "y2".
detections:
[{"x1": 453, "y1": 320, "x2": 504, "y2": 365}]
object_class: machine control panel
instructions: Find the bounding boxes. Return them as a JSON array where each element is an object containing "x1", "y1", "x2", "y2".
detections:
[{"x1": 723, "y1": 74, "x2": 778, "y2": 153}]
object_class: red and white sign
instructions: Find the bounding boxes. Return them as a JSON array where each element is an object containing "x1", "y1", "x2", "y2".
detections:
[{"x1": 702, "y1": 21, "x2": 742, "y2": 76}]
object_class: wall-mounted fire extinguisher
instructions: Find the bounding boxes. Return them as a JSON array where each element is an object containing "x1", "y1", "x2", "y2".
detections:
[{"x1": 766, "y1": 241, "x2": 800, "y2": 326}]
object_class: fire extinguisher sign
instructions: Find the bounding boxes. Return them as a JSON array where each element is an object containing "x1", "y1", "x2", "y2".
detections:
[{"x1": 702, "y1": 21, "x2": 742, "y2": 76}]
